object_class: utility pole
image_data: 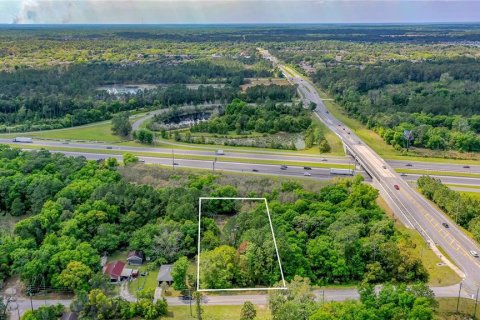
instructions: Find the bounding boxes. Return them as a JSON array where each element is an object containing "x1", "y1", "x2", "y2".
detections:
[
  {"x1": 189, "y1": 288, "x2": 193, "y2": 316},
  {"x1": 457, "y1": 282, "x2": 463, "y2": 313},
  {"x1": 474, "y1": 288, "x2": 479, "y2": 318}
]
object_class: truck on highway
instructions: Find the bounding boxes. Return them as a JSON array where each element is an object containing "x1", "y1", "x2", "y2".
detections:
[
  {"x1": 216, "y1": 149, "x2": 224, "y2": 155},
  {"x1": 330, "y1": 168, "x2": 355, "y2": 176},
  {"x1": 12, "y1": 137, "x2": 33, "y2": 143}
]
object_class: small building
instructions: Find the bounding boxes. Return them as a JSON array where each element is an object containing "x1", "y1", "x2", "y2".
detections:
[
  {"x1": 127, "y1": 251, "x2": 144, "y2": 265},
  {"x1": 103, "y1": 261, "x2": 125, "y2": 282},
  {"x1": 157, "y1": 264, "x2": 173, "y2": 286}
]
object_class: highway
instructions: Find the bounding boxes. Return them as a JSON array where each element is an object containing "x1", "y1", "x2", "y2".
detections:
[
  {"x1": 2, "y1": 137, "x2": 480, "y2": 190},
  {"x1": 258, "y1": 49, "x2": 480, "y2": 294}
]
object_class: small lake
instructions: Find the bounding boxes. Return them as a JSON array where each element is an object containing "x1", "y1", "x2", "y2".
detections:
[{"x1": 97, "y1": 83, "x2": 225, "y2": 95}]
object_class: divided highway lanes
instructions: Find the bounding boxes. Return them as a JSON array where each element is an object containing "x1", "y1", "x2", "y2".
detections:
[{"x1": 261, "y1": 49, "x2": 480, "y2": 294}]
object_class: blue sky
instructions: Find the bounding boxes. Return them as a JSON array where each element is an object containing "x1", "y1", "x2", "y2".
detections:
[{"x1": 0, "y1": 0, "x2": 479, "y2": 24}]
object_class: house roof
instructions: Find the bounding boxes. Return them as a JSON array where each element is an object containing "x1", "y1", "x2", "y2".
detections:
[
  {"x1": 103, "y1": 261, "x2": 125, "y2": 278},
  {"x1": 127, "y1": 251, "x2": 144, "y2": 260},
  {"x1": 157, "y1": 264, "x2": 173, "y2": 282}
]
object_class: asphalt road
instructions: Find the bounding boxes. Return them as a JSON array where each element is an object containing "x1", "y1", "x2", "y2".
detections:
[
  {"x1": 3, "y1": 137, "x2": 480, "y2": 190},
  {"x1": 45, "y1": 150, "x2": 368, "y2": 181},
  {"x1": 35, "y1": 150, "x2": 478, "y2": 192},
  {"x1": 259, "y1": 49, "x2": 480, "y2": 294},
  {"x1": 8, "y1": 284, "x2": 468, "y2": 319}
]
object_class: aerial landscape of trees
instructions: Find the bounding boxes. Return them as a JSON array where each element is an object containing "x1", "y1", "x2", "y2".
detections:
[
  {"x1": 0, "y1": 145, "x2": 427, "y2": 296},
  {"x1": 271, "y1": 40, "x2": 480, "y2": 154},
  {"x1": 2, "y1": 24, "x2": 480, "y2": 319}
]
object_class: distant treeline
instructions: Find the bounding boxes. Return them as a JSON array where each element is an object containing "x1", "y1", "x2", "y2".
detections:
[
  {"x1": 313, "y1": 58, "x2": 480, "y2": 152},
  {"x1": 0, "y1": 59, "x2": 273, "y2": 132}
]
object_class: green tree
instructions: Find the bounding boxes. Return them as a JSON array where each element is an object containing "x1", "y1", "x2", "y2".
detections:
[
  {"x1": 268, "y1": 276, "x2": 317, "y2": 320},
  {"x1": 240, "y1": 301, "x2": 257, "y2": 320},
  {"x1": 318, "y1": 138, "x2": 331, "y2": 153},
  {"x1": 199, "y1": 245, "x2": 238, "y2": 289},
  {"x1": 56, "y1": 261, "x2": 93, "y2": 292},
  {"x1": 171, "y1": 256, "x2": 189, "y2": 290},
  {"x1": 111, "y1": 112, "x2": 132, "y2": 137},
  {"x1": 123, "y1": 153, "x2": 139, "y2": 166}
]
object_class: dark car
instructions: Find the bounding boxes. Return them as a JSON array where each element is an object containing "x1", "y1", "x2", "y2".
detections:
[
  {"x1": 405, "y1": 163, "x2": 412, "y2": 167},
  {"x1": 280, "y1": 165, "x2": 288, "y2": 170},
  {"x1": 394, "y1": 185, "x2": 400, "y2": 190},
  {"x1": 463, "y1": 165, "x2": 471, "y2": 169},
  {"x1": 106, "y1": 146, "x2": 113, "y2": 149},
  {"x1": 442, "y1": 223, "x2": 449, "y2": 228},
  {"x1": 252, "y1": 169, "x2": 259, "y2": 172},
  {"x1": 304, "y1": 166, "x2": 312, "y2": 170}
]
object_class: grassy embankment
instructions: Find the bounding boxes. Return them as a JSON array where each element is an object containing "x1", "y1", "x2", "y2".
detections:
[{"x1": 166, "y1": 305, "x2": 272, "y2": 320}]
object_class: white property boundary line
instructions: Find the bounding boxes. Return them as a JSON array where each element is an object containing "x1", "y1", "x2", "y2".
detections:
[{"x1": 197, "y1": 197, "x2": 287, "y2": 292}]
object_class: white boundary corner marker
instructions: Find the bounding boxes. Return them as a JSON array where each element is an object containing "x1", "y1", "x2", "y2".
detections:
[{"x1": 197, "y1": 197, "x2": 287, "y2": 292}]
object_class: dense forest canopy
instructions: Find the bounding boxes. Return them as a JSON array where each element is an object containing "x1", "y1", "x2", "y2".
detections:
[{"x1": 0, "y1": 146, "x2": 427, "y2": 294}]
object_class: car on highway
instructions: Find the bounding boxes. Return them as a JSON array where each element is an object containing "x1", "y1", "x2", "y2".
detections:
[
  {"x1": 442, "y1": 222, "x2": 449, "y2": 228},
  {"x1": 400, "y1": 173, "x2": 407, "y2": 176},
  {"x1": 106, "y1": 146, "x2": 113, "y2": 149},
  {"x1": 463, "y1": 165, "x2": 471, "y2": 169},
  {"x1": 304, "y1": 166, "x2": 312, "y2": 170},
  {"x1": 470, "y1": 250, "x2": 479, "y2": 258},
  {"x1": 321, "y1": 158, "x2": 328, "y2": 162},
  {"x1": 252, "y1": 169, "x2": 259, "y2": 172},
  {"x1": 394, "y1": 185, "x2": 400, "y2": 190},
  {"x1": 304, "y1": 172, "x2": 311, "y2": 176},
  {"x1": 138, "y1": 159, "x2": 145, "y2": 163},
  {"x1": 280, "y1": 165, "x2": 288, "y2": 170},
  {"x1": 406, "y1": 163, "x2": 412, "y2": 167},
  {"x1": 382, "y1": 165, "x2": 387, "y2": 169},
  {"x1": 173, "y1": 162, "x2": 179, "y2": 166}
]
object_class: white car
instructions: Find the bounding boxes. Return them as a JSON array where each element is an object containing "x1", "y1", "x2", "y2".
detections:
[
  {"x1": 304, "y1": 172, "x2": 311, "y2": 176},
  {"x1": 470, "y1": 250, "x2": 479, "y2": 258}
]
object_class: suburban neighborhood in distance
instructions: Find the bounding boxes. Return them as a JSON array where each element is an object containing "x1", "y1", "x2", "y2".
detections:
[{"x1": 1, "y1": 1, "x2": 480, "y2": 320}]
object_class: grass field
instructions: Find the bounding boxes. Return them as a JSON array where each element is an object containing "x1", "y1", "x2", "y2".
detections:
[
  {"x1": 460, "y1": 192, "x2": 480, "y2": 200},
  {"x1": 0, "y1": 121, "x2": 124, "y2": 143},
  {"x1": 436, "y1": 297, "x2": 480, "y2": 319},
  {"x1": 446, "y1": 184, "x2": 480, "y2": 190},
  {"x1": 376, "y1": 197, "x2": 461, "y2": 287},
  {"x1": 396, "y1": 169, "x2": 480, "y2": 178},
  {"x1": 166, "y1": 305, "x2": 272, "y2": 320}
]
